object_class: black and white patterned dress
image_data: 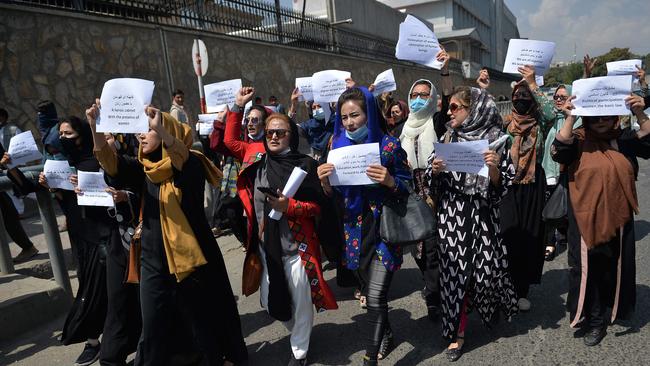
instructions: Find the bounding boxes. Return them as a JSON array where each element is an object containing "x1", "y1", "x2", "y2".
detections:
[{"x1": 427, "y1": 148, "x2": 519, "y2": 340}]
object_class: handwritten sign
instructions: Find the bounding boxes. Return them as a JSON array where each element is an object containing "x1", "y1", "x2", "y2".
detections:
[
  {"x1": 372, "y1": 69, "x2": 397, "y2": 96},
  {"x1": 571, "y1": 75, "x2": 632, "y2": 116},
  {"x1": 433, "y1": 140, "x2": 489, "y2": 177},
  {"x1": 295, "y1": 77, "x2": 314, "y2": 102},
  {"x1": 312, "y1": 70, "x2": 350, "y2": 104},
  {"x1": 395, "y1": 15, "x2": 443, "y2": 70},
  {"x1": 606, "y1": 59, "x2": 642, "y2": 76},
  {"x1": 326, "y1": 143, "x2": 380, "y2": 186},
  {"x1": 204, "y1": 79, "x2": 242, "y2": 112},
  {"x1": 77, "y1": 170, "x2": 114, "y2": 207},
  {"x1": 7, "y1": 131, "x2": 42, "y2": 168},
  {"x1": 43, "y1": 160, "x2": 74, "y2": 190},
  {"x1": 97, "y1": 78, "x2": 154, "y2": 134},
  {"x1": 503, "y1": 39, "x2": 556, "y2": 75}
]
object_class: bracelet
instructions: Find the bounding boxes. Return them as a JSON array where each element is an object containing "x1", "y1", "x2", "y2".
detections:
[{"x1": 440, "y1": 72, "x2": 450, "y2": 76}]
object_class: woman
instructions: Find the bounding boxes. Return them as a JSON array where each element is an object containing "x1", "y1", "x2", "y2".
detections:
[
  {"x1": 385, "y1": 100, "x2": 408, "y2": 138},
  {"x1": 552, "y1": 94, "x2": 650, "y2": 346},
  {"x1": 288, "y1": 88, "x2": 335, "y2": 161},
  {"x1": 426, "y1": 86, "x2": 518, "y2": 362},
  {"x1": 500, "y1": 65, "x2": 555, "y2": 311},
  {"x1": 87, "y1": 101, "x2": 247, "y2": 366},
  {"x1": 317, "y1": 87, "x2": 412, "y2": 365},
  {"x1": 238, "y1": 108, "x2": 337, "y2": 365}
]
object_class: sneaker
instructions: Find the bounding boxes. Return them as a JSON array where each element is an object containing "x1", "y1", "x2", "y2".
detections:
[
  {"x1": 517, "y1": 298, "x2": 531, "y2": 312},
  {"x1": 75, "y1": 342, "x2": 100, "y2": 366},
  {"x1": 583, "y1": 327, "x2": 606, "y2": 346},
  {"x1": 13, "y1": 246, "x2": 39, "y2": 263}
]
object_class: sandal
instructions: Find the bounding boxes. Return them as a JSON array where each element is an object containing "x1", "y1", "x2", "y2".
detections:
[
  {"x1": 445, "y1": 336, "x2": 465, "y2": 362},
  {"x1": 544, "y1": 245, "x2": 556, "y2": 261},
  {"x1": 377, "y1": 327, "x2": 394, "y2": 360}
]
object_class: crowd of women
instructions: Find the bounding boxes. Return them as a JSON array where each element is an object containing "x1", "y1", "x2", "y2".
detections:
[{"x1": 2, "y1": 49, "x2": 649, "y2": 366}]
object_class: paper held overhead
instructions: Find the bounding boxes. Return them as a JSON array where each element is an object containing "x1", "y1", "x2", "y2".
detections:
[
  {"x1": 204, "y1": 79, "x2": 242, "y2": 111},
  {"x1": 395, "y1": 15, "x2": 443, "y2": 70},
  {"x1": 502, "y1": 39, "x2": 556, "y2": 75},
  {"x1": 97, "y1": 78, "x2": 155, "y2": 134},
  {"x1": 372, "y1": 69, "x2": 397, "y2": 96},
  {"x1": 571, "y1": 75, "x2": 632, "y2": 116},
  {"x1": 312, "y1": 70, "x2": 350, "y2": 104},
  {"x1": 295, "y1": 77, "x2": 314, "y2": 102}
]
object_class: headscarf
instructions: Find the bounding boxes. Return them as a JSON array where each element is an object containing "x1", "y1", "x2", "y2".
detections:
[
  {"x1": 507, "y1": 80, "x2": 539, "y2": 184},
  {"x1": 431, "y1": 87, "x2": 506, "y2": 196},
  {"x1": 260, "y1": 115, "x2": 325, "y2": 320},
  {"x1": 59, "y1": 116, "x2": 101, "y2": 172},
  {"x1": 138, "y1": 112, "x2": 223, "y2": 282},
  {"x1": 568, "y1": 118, "x2": 639, "y2": 249},
  {"x1": 400, "y1": 79, "x2": 438, "y2": 169}
]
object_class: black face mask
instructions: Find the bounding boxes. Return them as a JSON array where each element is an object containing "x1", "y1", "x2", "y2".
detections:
[
  {"x1": 513, "y1": 99, "x2": 533, "y2": 115},
  {"x1": 59, "y1": 136, "x2": 79, "y2": 156}
]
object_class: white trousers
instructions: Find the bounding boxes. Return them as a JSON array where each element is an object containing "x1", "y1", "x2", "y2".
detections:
[{"x1": 260, "y1": 248, "x2": 314, "y2": 360}]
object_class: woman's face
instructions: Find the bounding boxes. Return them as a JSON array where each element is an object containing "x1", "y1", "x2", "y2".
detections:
[
  {"x1": 138, "y1": 129, "x2": 162, "y2": 155},
  {"x1": 390, "y1": 105, "x2": 403, "y2": 121},
  {"x1": 340, "y1": 100, "x2": 367, "y2": 132},
  {"x1": 311, "y1": 103, "x2": 322, "y2": 111},
  {"x1": 266, "y1": 118, "x2": 291, "y2": 154},
  {"x1": 553, "y1": 87, "x2": 569, "y2": 109},
  {"x1": 587, "y1": 116, "x2": 619, "y2": 134},
  {"x1": 448, "y1": 96, "x2": 470, "y2": 129},
  {"x1": 246, "y1": 109, "x2": 264, "y2": 136},
  {"x1": 59, "y1": 122, "x2": 79, "y2": 140}
]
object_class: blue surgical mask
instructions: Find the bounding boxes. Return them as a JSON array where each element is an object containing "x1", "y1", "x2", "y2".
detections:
[
  {"x1": 410, "y1": 97, "x2": 428, "y2": 113},
  {"x1": 345, "y1": 124, "x2": 369, "y2": 143},
  {"x1": 313, "y1": 108, "x2": 325, "y2": 121}
]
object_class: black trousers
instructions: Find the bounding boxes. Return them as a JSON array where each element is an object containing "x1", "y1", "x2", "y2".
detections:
[
  {"x1": 100, "y1": 231, "x2": 141, "y2": 366},
  {"x1": 0, "y1": 191, "x2": 33, "y2": 250},
  {"x1": 365, "y1": 257, "x2": 394, "y2": 359},
  {"x1": 413, "y1": 238, "x2": 440, "y2": 307}
]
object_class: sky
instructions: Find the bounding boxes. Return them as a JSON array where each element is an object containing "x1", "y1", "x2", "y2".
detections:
[{"x1": 504, "y1": 0, "x2": 650, "y2": 63}]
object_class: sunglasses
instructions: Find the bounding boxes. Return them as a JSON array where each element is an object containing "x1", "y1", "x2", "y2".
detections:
[
  {"x1": 513, "y1": 91, "x2": 531, "y2": 99},
  {"x1": 449, "y1": 103, "x2": 468, "y2": 113},
  {"x1": 410, "y1": 92, "x2": 431, "y2": 99},
  {"x1": 245, "y1": 117, "x2": 261, "y2": 125},
  {"x1": 265, "y1": 129, "x2": 290, "y2": 139},
  {"x1": 553, "y1": 95, "x2": 569, "y2": 102}
]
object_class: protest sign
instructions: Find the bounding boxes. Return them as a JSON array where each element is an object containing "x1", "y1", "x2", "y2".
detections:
[
  {"x1": 372, "y1": 69, "x2": 397, "y2": 96},
  {"x1": 503, "y1": 39, "x2": 556, "y2": 75},
  {"x1": 606, "y1": 59, "x2": 642, "y2": 76},
  {"x1": 6, "y1": 131, "x2": 42, "y2": 168},
  {"x1": 433, "y1": 140, "x2": 489, "y2": 177},
  {"x1": 295, "y1": 77, "x2": 314, "y2": 102},
  {"x1": 77, "y1": 171, "x2": 114, "y2": 207},
  {"x1": 43, "y1": 160, "x2": 74, "y2": 190},
  {"x1": 312, "y1": 70, "x2": 350, "y2": 103},
  {"x1": 395, "y1": 15, "x2": 443, "y2": 69},
  {"x1": 571, "y1": 75, "x2": 632, "y2": 116},
  {"x1": 97, "y1": 78, "x2": 154, "y2": 133},
  {"x1": 326, "y1": 143, "x2": 380, "y2": 186},
  {"x1": 204, "y1": 79, "x2": 242, "y2": 112}
]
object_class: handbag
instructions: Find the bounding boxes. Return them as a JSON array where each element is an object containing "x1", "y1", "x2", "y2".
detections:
[
  {"x1": 125, "y1": 200, "x2": 144, "y2": 284},
  {"x1": 380, "y1": 184, "x2": 436, "y2": 246},
  {"x1": 542, "y1": 174, "x2": 567, "y2": 225},
  {"x1": 242, "y1": 250, "x2": 263, "y2": 296}
]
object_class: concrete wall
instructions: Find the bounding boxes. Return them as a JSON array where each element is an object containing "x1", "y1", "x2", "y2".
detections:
[{"x1": 0, "y1": 3, "x2": 514, "y2": 138}]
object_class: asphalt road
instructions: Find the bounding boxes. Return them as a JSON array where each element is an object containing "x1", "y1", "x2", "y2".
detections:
[{"x1": 2, "y1": 158, "x2": 650, "y2": 366}]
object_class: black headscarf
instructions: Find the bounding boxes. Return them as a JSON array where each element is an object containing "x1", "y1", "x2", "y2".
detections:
[
  {"x1": 260, "y1": 116, "x2": 325, "y2": 321},
  {"x1": 59, "y1": 116, "x2": 101, "y2": 172}
]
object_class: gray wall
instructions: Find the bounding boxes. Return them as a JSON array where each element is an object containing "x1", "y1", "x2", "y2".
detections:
[{"x1": 0, "y1": 3, "x2": 514, "y2": 137}]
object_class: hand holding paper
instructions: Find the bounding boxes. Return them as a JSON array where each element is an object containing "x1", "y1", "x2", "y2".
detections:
[
  {"x1": 503, "y1": 39, "x2": 556, "y2": 75},
  {"x1": 269, "y1": 167, "x2": 308, "y2": 220},
  {"x1": 395, "y1": 15, "x2": 444, "y2": 70},
  {"x1": 7, "y1": 131, "x2": 43, "y2": 169},
  {"x1": 571, "y1": 75, "x2": 632, "y2": 116},
  {"x1": 43, "y1": 160, "x2": 75, "y2": 190},
  {"x1": 77, "y1": 170, "x2": 114, "y2": 207},
  {"x1": 371, "y1": 69, "x2": 397, "y2": 96},
  {"x1": 433, "y1": 140, "x2": 489, "y2": 177},
  {"x1": 326, "y1": 143, "x2": 381, "y2": 186},
  {"x1": 295, "y1": 77, "x2": 314, "y2": 102}
]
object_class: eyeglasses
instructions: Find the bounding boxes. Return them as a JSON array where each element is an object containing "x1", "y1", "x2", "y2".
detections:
[
  {"x1": 245, "y1": 117, "x2": 261, "y2": 125},
  {"x1": 265, "y1": 129, "x2": 290, "y2": 139},
  {"x1": 553, "y1": 95, "x2": 569, "y2": 102},
  {"x1": 449, "y1": 103, "x2": 468, "y2": 113},
  {"x1": 410, "y1": 92, "x2": 431, "y2": 99},
  {"x1": 513, "y1": 91, "x2": 531, "y2": 99}
]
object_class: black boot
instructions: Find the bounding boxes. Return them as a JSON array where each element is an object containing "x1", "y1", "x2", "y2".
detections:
[
  {"x1": 362, "y1": 355, "x2": 378, "y2": 366},
  {"x1": 583, "y1": 326, "x2": 606, "y2": 346}
]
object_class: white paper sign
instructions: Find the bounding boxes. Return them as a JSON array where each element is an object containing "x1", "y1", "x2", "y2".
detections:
[
  {"x1": 97, "y1": 78, "x2": 154, "y2": 134},
  {"x1": 77, "y1": 171, "x2": 114, "y2": 207},
  {"x1": 327, "y1": 143, "x2": 381, "y2": 186},
  {"x1": 197, "y1": 123, "x2": 214, "y2": 136},
  {"x1": 269, "y1": 167, "x2": 308, "y2": 220},
  {"x1": 503, "y1": 39, "x2": 556, "y2": 75},
  {"x1": 312, "y1": 70, "x2": 351, "y2": 103},
  {"x1": 571, "y1": 75, "x2": 632, "y2": 116},
  {"x1": 7, "y1": 131, "x2": 42, "y2": 168},
  {"x1": 535, "y1": 75, "x2": 544, "y2": 86},
  {"x1": 206, "y1": 104, "x2": 227, "y2": 113},
  {"x1": 43, "y1": 160, "x2": 74, "y2": 190},
  {"x1": 607, "y1": 59, "x2": 642, "y2": 76},
  {"x1": 295, "y1": 77, "x2": 314, "y2": 102},
  {"x1": 433, "y1": 140, "x2": 489, "y2": 177},
  {"x1": 204, "y1": 79, "x2": 242, "y2": 111},
  {"x1": 395, "y1": 16, "x2": 443, "y2": 70},
  {"x1": 372, "y1": 69, "x2": 397, "y2": 96}
]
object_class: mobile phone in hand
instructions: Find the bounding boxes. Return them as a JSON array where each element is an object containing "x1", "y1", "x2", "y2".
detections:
[{"x1": 257, "y1": 186, "x2": 279, "y2": 198}]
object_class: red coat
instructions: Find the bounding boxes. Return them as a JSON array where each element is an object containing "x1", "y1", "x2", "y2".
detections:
[{"x1": 225, "y1": 109, "x2": 337, "y2": 312}]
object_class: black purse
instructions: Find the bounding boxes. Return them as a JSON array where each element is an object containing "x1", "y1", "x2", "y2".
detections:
[
  {"x1": 380, "y1": 185, "x2": 436, "y2": 246},
  {"x1": 542, "y1": 174, "x2": 568, "y2": 225}
]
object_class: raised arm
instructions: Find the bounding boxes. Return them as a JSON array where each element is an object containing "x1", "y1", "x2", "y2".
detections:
[
  {"x1": 224, "y1": 87, "x2": 255, "y2": 161},
  {"x1": 437, "y1": 47, "x2": 453, "y2": 96},
  {"x1": 519, "y1": 65, "x2": 555, "y2": 124},
  {"x1": 627, "y1": 94, "x2": 650, "y2": 139}
]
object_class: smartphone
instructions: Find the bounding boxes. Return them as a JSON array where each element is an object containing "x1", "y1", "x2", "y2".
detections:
[{"x1": 257, "y1": 186, "x2": 279, "y2": 198}]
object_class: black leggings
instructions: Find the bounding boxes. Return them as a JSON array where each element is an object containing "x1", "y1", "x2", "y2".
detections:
[
  {"x1": 0, "y1": 191, "x2": 33, "y2": 250},
  {"x1": 365, "y1": 257, "x2": 394, "y2": 359}
]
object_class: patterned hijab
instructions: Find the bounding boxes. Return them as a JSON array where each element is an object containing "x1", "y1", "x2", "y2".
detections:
[{"x1": 507, "y1": 81, "x2": 539, "y2": 184}]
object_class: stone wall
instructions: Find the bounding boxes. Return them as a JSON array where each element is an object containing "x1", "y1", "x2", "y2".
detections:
[{"x1": 0, "y1": 4, "x2": 514, "y2": 139}]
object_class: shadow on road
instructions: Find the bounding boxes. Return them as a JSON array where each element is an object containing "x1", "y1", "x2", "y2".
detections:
[
  {"x1": 613, "y1": 284, "x2": 650, "y2": 337},
  {"x1": 635, "y1": 220, "x2": 650, "y2": 241}
]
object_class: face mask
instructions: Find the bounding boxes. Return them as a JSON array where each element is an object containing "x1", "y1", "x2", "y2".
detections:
[
  {"x1": 410, "y1": 97, "x2": 428, "y2": 113},
  {"x1": 345, "y1": 124, "x2": 369, "y2": 143},
  {"x1": 513, "y1": 99, "x2": 533, "y2": 115},
  {"x1": 313, "y1": 108, "x2": 325, "y2": 121},
  {"x1": 59, "y1": 136, "x2": 78, "y2": 155}
]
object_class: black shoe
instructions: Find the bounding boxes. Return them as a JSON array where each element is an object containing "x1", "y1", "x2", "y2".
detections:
[
  {"x1": 583, "y1": 327, "x2": 606, "y2": 346},
  {"x1": 427, "y1": 305, "x2": 441, "y2": 322},
  {"x1": 75, "y1": 342, "x2": 100, "y2": 366},
  {"x1": 377, "y1": 327, "x2": 394, "y2": 360},
  {"x1": 288, "y1": 353, "x2": 307, "y2": 366},
  {"x1": 445, "y1": 337, "x2": 464, "y2": 362},
  {"x1": 362, "y1": 355, "x2": 378, "y2": 366}
]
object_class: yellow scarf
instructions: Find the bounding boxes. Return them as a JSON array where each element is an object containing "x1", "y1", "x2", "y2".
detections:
[{"x1": 138, "y1": 113, "x2": 222, "y2": 281}]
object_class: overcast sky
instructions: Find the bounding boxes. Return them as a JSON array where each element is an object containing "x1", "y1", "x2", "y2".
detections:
[{"x1": 504, "y1": 0, "x2": 650, "y2": 62}]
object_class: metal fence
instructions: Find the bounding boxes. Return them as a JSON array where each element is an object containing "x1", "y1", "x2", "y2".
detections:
[{"x1": 6, "y1": 0, "x2": 398, "y2": 61}]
